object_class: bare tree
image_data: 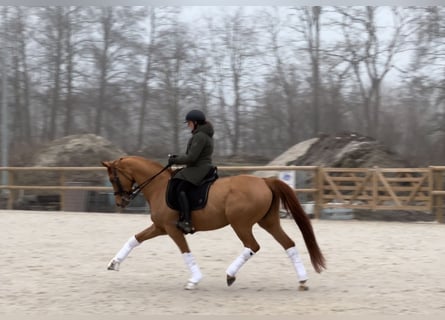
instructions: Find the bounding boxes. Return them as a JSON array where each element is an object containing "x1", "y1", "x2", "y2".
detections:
[
  {"x1": 289, "y1": 7, "x2": 323, "y2": 136},
  {"x1": 334, "y1": 7, "x2": 410, "y2": 139},
  {"x1": 260, "y1": 8, "x2": 301, "y2": 147},
  {"x1": 406, "y1": 7, "x2": 445, "y2": 163},
  {"x1": 62, "y1": 7, "x2": 88, "y2": 136},
  {"x1": 155, "y1": 12, "x2": 197, "y2": 152},
  {"x1": 135, "y1": 8, "x2": 157, "y2": 151},
  {"x1": 83, "y1": 7, "x2": 145, "y2": 137},
  {"x1": 3, "y1": 6, "x2": 445, "y2": 166},
  {"x1": 9, "y1": 7, "x2": 32, "y2": 144},
  {"x1": 31, "y1": 7, "x2": 66, "y2": 140},
  {"x1": 205, "y1": 15, "x2": 231, "y2": 155},
  {"x1": 211, "y1": 8, "x2": 260, "y2": 155}
]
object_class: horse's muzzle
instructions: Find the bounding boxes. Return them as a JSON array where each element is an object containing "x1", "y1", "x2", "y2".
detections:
[{"x1": 116, "y1": 197, "x2": 130, "y2": 208}]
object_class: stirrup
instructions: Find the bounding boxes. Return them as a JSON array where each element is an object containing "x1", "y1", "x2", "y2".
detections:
[{"x1": 177, "y1": 221, "x2": 195, "y2": 234}]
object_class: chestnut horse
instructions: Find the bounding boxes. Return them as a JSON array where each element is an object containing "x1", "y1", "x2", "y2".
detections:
[{"x1": 102, "y1": 156, "x2": 326, "y2": 290}]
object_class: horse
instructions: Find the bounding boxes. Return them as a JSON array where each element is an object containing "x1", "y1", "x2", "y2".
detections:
[{"x1": 102, "y1": 156, "x2": 326, "y2": 290}]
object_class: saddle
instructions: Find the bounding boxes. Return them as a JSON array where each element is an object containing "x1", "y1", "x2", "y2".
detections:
[{"x1": 166, "y1": 167, "x2": 218, "y2": 211}]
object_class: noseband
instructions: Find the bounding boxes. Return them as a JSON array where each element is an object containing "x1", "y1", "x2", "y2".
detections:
[{"x1": 111, "y1": 167, "x2": 135, "y2": 201}]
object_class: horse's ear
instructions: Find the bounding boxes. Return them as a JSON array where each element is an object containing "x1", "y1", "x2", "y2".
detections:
[{"x1": 101, "y1": 161, "x2": 110, "y2": 168}]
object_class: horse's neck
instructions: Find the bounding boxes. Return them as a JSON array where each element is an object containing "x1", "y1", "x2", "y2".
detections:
[
  {"x1": 132, "y1": 160, "x2": 169, "y2": 207},
  {"x1": 130, "y1": 158, "x2": 164, "y2": 181}
]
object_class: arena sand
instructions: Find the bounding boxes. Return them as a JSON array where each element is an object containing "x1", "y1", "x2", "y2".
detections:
[{"x1": 0, "y1": 210, "x2": 444, "y2": 318}]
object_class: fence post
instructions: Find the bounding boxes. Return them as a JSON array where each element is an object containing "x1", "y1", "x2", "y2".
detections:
[
  {"x1": 7, "y1": 170, "x2": 15, "y2": 209},
  {"x1": 313, "y1": 166, "x2": 323, "y2": 219},
  {"x1": 60, "y1": 171, "x2": 65, "y2": 211},
  {"x1": 428, "y1": 166, "x2": 433, "y2": 215},
  {"x1": 371, "y1": 166, "x2": 378, "y2": 210},
  {"x1": 432, "y1": 168, "x2": 444, "y2": 223}
]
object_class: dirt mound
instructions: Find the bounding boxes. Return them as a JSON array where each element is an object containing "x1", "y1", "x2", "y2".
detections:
[
  {"x1": 33, "y1": 134, "x2": 125, "y2": 167},
  {"x1": 255, "y1": 132, "x2": 408, "y2": 179},
  {"x1": 268, "y1": 132, "x2": 427, "y2": 222},
  {"x1": 254, "y1": 138, "x2": 320, "y2": 178},
  {"x1": 289, "y1": 132, "x2": 409, "y2": 168},
  {"x1": 19, "y1": 134, "x2": 126, "y2": 187}
]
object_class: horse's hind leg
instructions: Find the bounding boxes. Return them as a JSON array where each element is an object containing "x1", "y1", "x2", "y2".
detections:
[
  {"x1": 258, "y1": 215, "x2": 309, "y2": 290},
  {"x1": 107, "y1": 224, "x2": 165, "y2": 271}
]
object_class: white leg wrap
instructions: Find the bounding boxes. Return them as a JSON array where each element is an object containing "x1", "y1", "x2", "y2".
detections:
[
  {"x1": 182, "y1": 252, "x2": 203, "y2": 284},
  {"x1": 114, "y1": 236, "x2": 140, "y2": 263},
  {"x1": 226, "y1": 247, "x2": 255, "y2": 277},
  {"x1": 286, "y1": 246, "x2": 308, "y2": 282}
]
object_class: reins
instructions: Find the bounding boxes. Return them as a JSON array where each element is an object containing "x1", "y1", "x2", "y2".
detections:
[
  {"x1": 113, "y1": 162, "x2": 171, "y2": 202},
  {"x1": 128, "y1": 164, "x2": 171, "y2": 200}
]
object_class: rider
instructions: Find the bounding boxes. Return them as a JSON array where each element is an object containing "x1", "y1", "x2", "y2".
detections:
[{"x1": 168, "y1": 109, "x2": 215, "y2": 234}]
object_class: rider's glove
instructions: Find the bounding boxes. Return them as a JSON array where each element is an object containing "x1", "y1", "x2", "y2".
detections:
[{"x1": 168, "y1": 154, "x2": 177, "y2": 166}]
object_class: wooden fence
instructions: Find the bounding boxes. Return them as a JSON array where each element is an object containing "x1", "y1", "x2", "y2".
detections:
[{"x1": 0, "y1": 165, "x2": 444, "y2": 223}]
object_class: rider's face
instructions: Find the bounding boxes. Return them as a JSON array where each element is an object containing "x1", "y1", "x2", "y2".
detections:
[{"x1": 187, "y1": 121, "x2": 194, "y2": 130}]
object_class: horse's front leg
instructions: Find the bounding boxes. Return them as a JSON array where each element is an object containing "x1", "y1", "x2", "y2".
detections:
[
  {"x1": 166, "y1": 226, "x2": 203, "y2": 290},
  {"x1": 107, "y1": 224, "x2": 165, "y2": 271}
]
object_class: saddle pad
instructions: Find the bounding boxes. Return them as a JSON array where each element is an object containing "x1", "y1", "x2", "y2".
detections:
[{"x1": 166, "y1": 168, "x2": 218, "y2": 211}]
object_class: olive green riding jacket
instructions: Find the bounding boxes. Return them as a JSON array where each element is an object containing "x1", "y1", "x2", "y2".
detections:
[{"x1": 171, "y1": 122, "x2": 214, "y2": 186}]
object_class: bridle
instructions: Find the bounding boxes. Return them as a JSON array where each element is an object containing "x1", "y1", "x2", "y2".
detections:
[
  {"x1": 110, "y1": 166, "x2": 135, "y2": 200},
  {"x1": 110, "y1": 162, "x2": 171, "y2": 205}
]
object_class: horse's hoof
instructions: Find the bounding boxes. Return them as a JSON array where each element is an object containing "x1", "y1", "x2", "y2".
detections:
[
  {"x1": 184, "y1": 280, "x2": 198, "y2": 290},
  {"x1": 298, "y1": 280, "x2": 309, "y2": 291},
  {"x1": 226, "y1": 275, "x2": 236, "y2": 286},
  {"x1": 107, "y1": 259, "x2": 120, "y2": 271}
]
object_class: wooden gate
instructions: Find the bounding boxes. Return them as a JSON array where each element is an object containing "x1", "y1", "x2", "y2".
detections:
[{"x1": 319, "y1": 167, "x2": 431, "y2": 211}]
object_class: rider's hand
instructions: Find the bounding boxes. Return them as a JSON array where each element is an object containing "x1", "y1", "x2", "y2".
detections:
[{"x1": 168, "y1": 154, "x2": 177, "y2": 166}]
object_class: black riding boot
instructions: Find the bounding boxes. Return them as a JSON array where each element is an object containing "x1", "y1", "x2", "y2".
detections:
[{"x1": 177, "y1": 191, "x2": 195, "y2": 234}]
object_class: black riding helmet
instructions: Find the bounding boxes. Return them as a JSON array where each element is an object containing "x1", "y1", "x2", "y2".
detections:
[{"x1": 184, "y1": 110, "x2": 206, "y2": 124}]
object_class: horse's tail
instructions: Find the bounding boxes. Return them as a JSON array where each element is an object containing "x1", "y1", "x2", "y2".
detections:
[{"x1": 264, "y1": 177, "x2": 326, "y2": 273}]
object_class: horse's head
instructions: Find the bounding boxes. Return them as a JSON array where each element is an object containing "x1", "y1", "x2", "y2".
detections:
[{"x1": 101, "y1": 158, "x2": 136, "y2": 208}]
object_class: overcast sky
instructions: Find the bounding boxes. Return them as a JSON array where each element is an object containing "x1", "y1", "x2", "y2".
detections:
[{"x1": 2, "y1": 1, "x2": 444, "y2": 6}]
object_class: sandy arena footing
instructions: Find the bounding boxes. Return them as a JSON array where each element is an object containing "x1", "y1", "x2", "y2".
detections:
[{"x1": 0, "y1": 210, "x2": 444, "y2": 317}]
